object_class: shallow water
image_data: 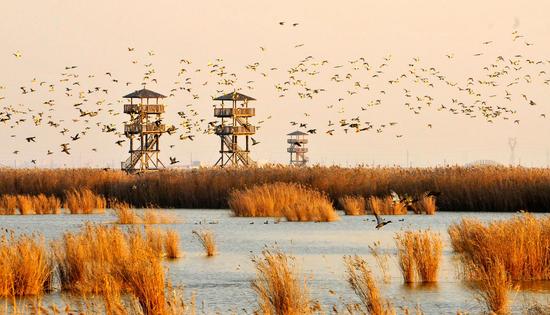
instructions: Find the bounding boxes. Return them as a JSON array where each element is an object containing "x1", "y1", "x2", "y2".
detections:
[{"x1": 1, "y1": 210, "x2": 549, "y2": 314}]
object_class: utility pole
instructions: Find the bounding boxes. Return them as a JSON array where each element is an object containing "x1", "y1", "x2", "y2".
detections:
[{"x1": 508, "y1": 138, "x2": 517, "y2": 166}]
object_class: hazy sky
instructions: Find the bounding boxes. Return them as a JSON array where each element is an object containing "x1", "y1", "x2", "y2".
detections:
[{"x1": 1, "y1": 0, "x2": 550, "y2": 168}]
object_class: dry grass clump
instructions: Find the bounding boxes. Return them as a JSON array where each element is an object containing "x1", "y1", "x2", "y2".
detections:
[
  {"x1": 142, "y1": 208, "x2": 177, "y2": 224},
  {"x1": 448, "y1": 214, "x2": 550, "y2": 281},
  {"x1": 344, "y1": 255, "x2": 395, "y2": 315},
  {"x1": 0, "y1": 194, "x2": 61, "y2": 215},
  {"x1": 31, "y1": 194, "x2": 61, "y2": 214},
  {"x1": 165, "y1": 230, "x2": 181, "y2": 259},
  {"x1": 192, "y1": 230, "x2": 216, "y2": 257},
  {"x1": 16, "y1": 195, "x2": 34, "y2": 215},
  {"x1": 395, "y1": 232, "x2": 417, "y2": 283},
  {"x1": 368, "y1": 196, "x2": 407, "y2": 215},
  {"x1": 469, "y1": 259, "x2": 512, "y2": 315},
  {"x1": 112, "y1": 200, "x2": 140, "y2": 224},
  {"x1": 413, "y1": 196, "x2": 437, "y2": 215},
  {"x1": 0, "y1": 195, "x2": 18, "y2": 215},
  {"x1": 64, "y1": 188, "x2": 106, "y2": 214},
  {"x1": 53, "y1": 224, "x2": 184, "y2": 314},
  {"x1": 228, "y1": 182, "x2": 339, "y2": 222},
  {"x1": 395, "y1": 230, "x2": 443, "y2": 283},
  {"x1": 339, "y1": 195, "x2": 366, "y2": 215},
  {"x1": 252, "y1": 249, "x2": 313, "y2": 315},
  {"x1": 0, "y1": 232, "x2": 53, "y2": 297},
  {"x1": 145, "y1": 226, "x2": 166, "y2": 258}
]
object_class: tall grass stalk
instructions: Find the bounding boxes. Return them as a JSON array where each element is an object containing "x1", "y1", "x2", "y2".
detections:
[
  {"x1": 192, "y1": 230, "x2": 216, "y2": 257},
  {"x1": 344, "y1": 255, "x2": 395, "y2": 315},
  {"x1": 252, "y1": 249, "x2": 312, "y2": 315}
]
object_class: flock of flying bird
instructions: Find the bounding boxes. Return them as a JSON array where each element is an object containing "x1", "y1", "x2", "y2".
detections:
[{"x1": 1, "y1": 26, "x2": 548, "y2": 166}]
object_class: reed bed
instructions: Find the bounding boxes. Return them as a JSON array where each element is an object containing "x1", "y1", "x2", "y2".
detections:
[
  {"x1": 112, "y1": 200, "x2": 139, "y2": 224},
  {"x1": 339, "y1": 195, "x2": 366, "y2": 215},
  {"x1": 368, "y1": 196, "x2": 407, "y2": 215},
  {"x1": 0, "y1": 232, "x2": 53, "y2": 297},
  {"x1": 0, "y1": 194, "x2": 61, "y2": 215},
  {"x1": 228, "y1": 182, "x2": 339, "y2": 222},
  {"x1": 395, "y1": 230, "x2": 443, "y2": 283},
  {"x1": 448, "y1": 214, "x2": 550, "y2": 281},
  {"x1": 1, "y1": 166, "x2": 550, "y2": 212},
  {"x1": 344, "y1": 255, "x2": 395, "y2": 315},
  {"x1": 16, "y1": 195, "x2": 34, "y2": 215},
  {"x1": 64, "y1": 188, "x2": 106, "y2": 214},
  {"x1": 31, "y1": 194, "x2": 61, "y2": 214},
  {"x1": 0, "y1": 195, "x2": 17, "y2": 214},
  {"x1": 413, "y1": 196, "x2": 437, "y2": 215},
  {"x1": 252, "y1": 249, "x2": 313, "y2": 315},
  {"x1": 192, "y1": 230, "x2": 216, "y2": 257}
]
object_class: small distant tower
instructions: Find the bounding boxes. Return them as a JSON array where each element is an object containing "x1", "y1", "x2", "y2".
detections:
[
  {"x1": 213, "y1": 91, "x2": 256, "y2": 167},
  {"x1": 287, "y1": 131, "x2": 309, "y2": 166},
  {"x1": 121, "y1": 88, "x2": 166, "y2": 173}
]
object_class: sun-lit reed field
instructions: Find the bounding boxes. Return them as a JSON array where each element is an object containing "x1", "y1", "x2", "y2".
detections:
[
  {"x1": 448, "y1": 214, "x2": 550, "y2": 281},
  {"x1": 228, "y1": 182, "x2": 339, "y2": 222},
  {"x1": 448, "y1": 214, "x2": 550, "y2": 314},
  {"x1": 0, "y1": 166, "x2": 550, "y2": 212}
]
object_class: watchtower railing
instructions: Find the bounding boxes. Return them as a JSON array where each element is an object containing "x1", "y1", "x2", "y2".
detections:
[
  {"x1": 124, "y1": 123, "x2": 166, "y2": 134},
  {"x1": 124, "y1": 104, "x2": 165, "y2": 114},
  {"x1": 214, "y1": 108, "x2": 255, "y2": 117}
]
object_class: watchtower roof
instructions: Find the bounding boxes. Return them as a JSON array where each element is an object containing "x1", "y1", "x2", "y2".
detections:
[
  {"x1": 214, "y1": 92, "x2": 256, "y2": 101},
  {"x1": 287, "y1": 130, "x2": 308, "y2": 136},
  {"x1": 124, "y1": 88, "x2": 166, "y2": 99}
]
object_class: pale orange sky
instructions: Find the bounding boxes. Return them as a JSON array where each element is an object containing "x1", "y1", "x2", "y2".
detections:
[{"x1": 1, "y1": 0, "x2": 550, "y2": 167}]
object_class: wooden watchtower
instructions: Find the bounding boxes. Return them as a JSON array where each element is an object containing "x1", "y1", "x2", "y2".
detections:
[
  {"x1": 121, "y1": 88, "x2": 166, "y2": 173},
  {"x1": 287, "y1": 130, "x2": 309, "y2": 166},
  {"x1": 213, "y1": 91, "x2": 256, "y2": 167}
]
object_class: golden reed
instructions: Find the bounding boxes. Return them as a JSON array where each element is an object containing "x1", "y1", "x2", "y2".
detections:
[
  {"x1": 192, "y1": 230, "x2": 216, "y2": 257},
  {"x1": 339, "y1": 195, "x2": 366, "y2": 215},
  {"x1": 228, "y1": 182, "x2": 339, "y2": 222},
  {"x1": 344, "y1": 255, "x2": 395, "y2": 315},
  {"x1": 252, "y1": 249, "x2": 313, "y2": 315},
  {"x1": 395, "y1": 230, "x2": 443, "y2": 283},
  {"x1": 0, "y1": 232, "x2": 52, "y2": 297}
]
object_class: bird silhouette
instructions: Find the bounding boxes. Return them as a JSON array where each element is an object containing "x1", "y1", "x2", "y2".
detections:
[{"x1": 374, "y1": 212, "x2": 392, "y2": 229}]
